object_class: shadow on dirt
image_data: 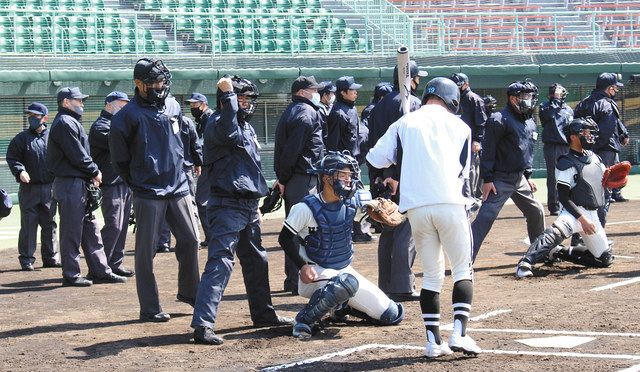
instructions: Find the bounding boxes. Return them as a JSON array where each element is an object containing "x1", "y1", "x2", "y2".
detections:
[
  {"x1": 0, "y1": 319, "x2": 141, "y2": 340},
  {"x1": 70, "y1": 332, "x2": 194, "y2": 360},
  {"x1": 0, "y1": 277, "x2": 64, "y2": 295}
]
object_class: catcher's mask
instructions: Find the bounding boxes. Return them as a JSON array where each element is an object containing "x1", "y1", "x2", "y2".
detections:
[
  {"x1": 313, "y1": 151, "x2": 361, "y2": 201},
  {"x1": 134, "y1": 58, "x2": 172, "y2": 106},
  {"x1": 218, "y1": 75, "x2": 259, "y2": 122},
  {"x1": 507, "y1": 80, "x2": 538, "y2": 116},
  {"x1": 563, "y1": 117, "x2": 599, "y2": 150}
]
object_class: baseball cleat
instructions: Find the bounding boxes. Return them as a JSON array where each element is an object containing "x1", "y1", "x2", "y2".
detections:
[
  {"x1": 424, "y1": 340, "x2": 453, "y2": 358},
  {"x1": 292, "y1": 322, "x2": 312, "y2": 339},
  {"x1": 515, "y1": 261, "x2": 533, "y2": 278},
  {"x1": 448, "y1": 333, "x2": 482, "y2": 356}
]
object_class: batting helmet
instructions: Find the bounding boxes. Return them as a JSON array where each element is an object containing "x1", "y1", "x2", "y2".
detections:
[
  {"x1": 422, "y1": 77, "x2": 461, "y2": 114},
  {"x1": 449, "y1": 72, "x2": 469, "y2": 88}
]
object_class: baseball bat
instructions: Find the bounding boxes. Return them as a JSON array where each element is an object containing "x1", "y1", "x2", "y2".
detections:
[{"x1": 397, "y1": 45, "x2": 411, "y2": 116}]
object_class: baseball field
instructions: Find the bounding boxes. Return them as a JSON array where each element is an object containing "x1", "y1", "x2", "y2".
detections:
[{"x1": 0, "y1": 178, "x2": 639, "y2": 371}]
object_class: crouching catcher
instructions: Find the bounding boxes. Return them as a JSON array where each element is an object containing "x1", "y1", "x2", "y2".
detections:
[{"x1": 278, "y1": 151, "x2": 404, "y2": 339}]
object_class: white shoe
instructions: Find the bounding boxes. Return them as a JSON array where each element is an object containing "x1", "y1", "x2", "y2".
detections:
[
  {"x1": 449, "y1": 332, "x2": 482, "y2": 355},
  {"x1": 425, "y1": 340, "x2": 453, "y2": 358},
  {"x1": 515, "y1": 261, "x2": 533, "y2": 278}
]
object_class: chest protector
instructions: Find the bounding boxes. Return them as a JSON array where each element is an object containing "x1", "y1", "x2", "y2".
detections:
[
  {"x1": 302, "y1": 195, "x2": 355, "y2": 270},
  {"x1": 557, "y1": 151, "x2": 605, "y2": 210}
]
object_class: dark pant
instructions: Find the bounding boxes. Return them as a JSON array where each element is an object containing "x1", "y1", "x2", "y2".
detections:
[
  {"x1": 53, "y1": 177, "x2": 111, "y2": 280},
  {"x1": 191, "y1": 196, "x2": 278, "y2": 329},
  {"x1": 17, "y1": 183, "x2": 58, "y2": 268},
  {"x1": 377, "y1": 218, "x2": 416, "y2": 294},
  {"x1": 471, "y1": 172, "x2": 545, "y2": 261},
  {"x1": 195, "y1": 164, "x2": 212, "y2": 244},
  {"x1": 100, "y1": 183, "x2": 131, "y2": 270},
  {"x1": 543, "y1": 143, "x2": 569, "y2": 214},
  {"x1": 132, "y1": 194, "x2": 200, "y2": 316},
  {"x1": 283, "y1": 174, "x2": 318, "y2": 292}
]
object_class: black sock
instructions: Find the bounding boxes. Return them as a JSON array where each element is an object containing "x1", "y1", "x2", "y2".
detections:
[
  {"x1": 420, "y1": 288, "x2": 441, "y2": 344},
  {"x1": 452, "y1": 280, "x2": 473, "y2": 336}
]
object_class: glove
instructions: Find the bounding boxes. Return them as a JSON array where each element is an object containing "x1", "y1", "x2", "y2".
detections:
[
  {"x1": 260, "y1": 187, "x2": 283, "y2": 215},
  {"x1": 85, "y1": 183, "x2": 102, "y2": 220},
  {"x1": 602, "y1": 161, "x2": 631, "y2": 189},
  {"x1": 365, "y1": 198, "x2": 404, "y2": 227}
]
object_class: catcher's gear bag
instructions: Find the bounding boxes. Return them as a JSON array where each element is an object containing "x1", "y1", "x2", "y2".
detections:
[
  {"x1": 85, "y1": 183, "x2": 102, "y2": 220},
  {"x1": 602, "y1": 161, "x2": 631, "y2": 189},
  {"x1": 364, "y1": 198, "x2": 405, "y2": 227},
  {"x1": 259, "y1": 187, "x2": 282, "y2": 215}
]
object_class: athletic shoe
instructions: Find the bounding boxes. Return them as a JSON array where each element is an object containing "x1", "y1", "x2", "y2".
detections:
[
  {"x1": 515, "y1": 261, "x2": 533, "y2": 278},
  {"x1": 292, "y1": 322, "x2": 312, "y2": 339},
  {"x1": 194, "y1": 326, "x2": 223, "y2": 345},
  {"x1": 449, "y1": 333, "x2": 482, "y2": 355},
  {"x1": 424, "y1": 340, "x2": 453, "y2": 358}
]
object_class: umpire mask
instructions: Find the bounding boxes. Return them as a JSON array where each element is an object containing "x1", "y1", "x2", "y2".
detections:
[{"x1": 134, "y1": 58, "x2": 172, "y2": 106}]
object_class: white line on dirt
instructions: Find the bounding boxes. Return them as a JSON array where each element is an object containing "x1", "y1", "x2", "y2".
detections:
[
  {"x1": 590, "y1": 277, "x2": 640, "y2": 292},
  {"x1": 465, "y1": 327, "x2": 640, "y2": 338},
  {"x1": 618, "y1": 363, "x2": 640, "y2": 372},
  {"x1": 261, "y1": 343, "x2": 640, "y2": 371},
  {"x1": 607, "y1": 220, "x2": 640, "y2": 226},
  {"x1": 441, "y1": 309, "x2": 511, "y2": 330},
  {"x1": 615, "y1": 255, "x2": 637, "y2": 259}
]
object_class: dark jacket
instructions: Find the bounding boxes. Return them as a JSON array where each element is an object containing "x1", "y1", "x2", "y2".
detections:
[
  {"x1": 366, "y1": 89, "x2": 421, "y2": 183},
  {"x1": 274, "y1": 95, "x2": 325, "y2": 184},
  {"x1": 326, "y1": 97, "x2": 359, "y2": 158},
  {"x1": 109, "y1": 92, "x2": 189, "y2": 199},
  {"x1": 47, "y1": 108, "x2": 100, "y2": 179},
  {"x1": 202, "y1": 109, "x2": 221, "y2": 166},
  {"x1": 361, "y1": 102, "x2": 375, "y2": 124},
  {"x1": 481, "y1": 105, "x2": 537, "y2": 182},
  {"x1": 180, "y1": 116, "x2": 203, "y2": 168},
  {"x1": 195, "y1": 108, "x2": 214, "y2": 139},
  {"x1": 204, "y1": 91, "x2": 267, "y2": 199},
  {"x1": 89, "y1": 110, "x2": 122, "y2": 186},
  {"x1": 459, "y1": 88, "x2": 487, "y2": 143},
  {"x1": 574, "y1": 90, "x2": 628, "y2": 153},
  {"x1": 540, "y1": 99, "x2": 572, "y2": 145},
  {"x1": 6, "y1": 126, "x2": 53, "y2": 184}
]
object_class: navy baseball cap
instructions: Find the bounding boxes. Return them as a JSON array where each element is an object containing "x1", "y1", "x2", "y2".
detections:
[
  {"x1": 507, "y1": 81, "x2": 536, "y2": 96},
  {"x1": 104, "y1": 91, "x2": 130, "y2": 104},
  {"x1": 596, "y1": 72, "x2": 624, "y2": 89},
  {"x1": 374, "y1": 82, "x2": 393, "y2": 100},
  {"x1": 185, "y1": 92, "x2": 208, "y2": 104},
  {"x1": 57, "y1": 87, "x2": 89, "y2": 102},
  {"x1": 291, "y1": 76, "x2": 320, "y2": 93},
  {"x1": 336, "y1": 76, "x2": 362, "y2": 91},
  {"x1": 450, "y1": 73, "x2": 469, "y2": 87},
  {"x1": 318, "y1": 81, "x2": 337, "y2": 94},
  {"x1": 24, "y1": 102, "x2": 48, "y2": 116}
]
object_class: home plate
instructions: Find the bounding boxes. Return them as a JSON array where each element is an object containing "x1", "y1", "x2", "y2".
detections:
[{"x1": 516, "y1": 336, "x2": 596, "y2": 348}]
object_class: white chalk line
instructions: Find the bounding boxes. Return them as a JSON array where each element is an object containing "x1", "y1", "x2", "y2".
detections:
[
  {"x1": 441, "y1": 309, "x2": 512, "y2": 330},
  {"x1": 261, "y1": 343, "x2": 640, "y2": 371},
  {"x1": 465, "y1": 327, "x2": 640, "y2": 338},
  {"x1": 615, "y1": 255, "x2": 637, "y2": 259},
  {"x1": 619, "y1": 363, "x2": 640, "y2": 372},
  {"x1": 607, "y1": 220, "x2": 640, "y2": 226},
  {"x1": 590, "y1": 277, "x2": 640, "y2": 292}
]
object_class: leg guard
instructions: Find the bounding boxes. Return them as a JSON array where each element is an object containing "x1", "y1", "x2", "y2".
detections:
[
  {"x1": 295, "y1": 273, "x2": 359, "y2": 326},
  {"x1": 521, "y1": 221, "x2": 572, "y2": 266},
  {"x1": 334, "y1": 302, "x2": 404, "y2": 326},
  {"x1": 554, "y1": 246, "x2": 614, "y2": 268}
]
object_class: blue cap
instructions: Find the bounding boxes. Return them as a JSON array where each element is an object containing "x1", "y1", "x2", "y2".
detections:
[
  {"x1": 596, "y1": 72, "x2": 624, "y2": 90},
  {"x1": 374, "y1": 82, "x2": 393, "y2": 100},
  {"x1": 185, "y1": 93, "x2": 208, "y2": 104},
  {"x1": 336, "y1": 76, "x2": 362, "y2": 91},
  {"x1": 450, "y1": 73, "x2": 469, "y2": 87},
  {"x1": 24, "y1": 102, "x2": 48, "y2": 116},
  {"x1": 104, "y1": 91, "x2": 130, "y2": 104},
  {"x1": 57, "y1": 87, "x2": 89, "y2": 102},
  {"x1": 507, "y1": 81, "x2": 537, "y2": 96},
  {"x1": 318, "y1": 81, "x2": 336, "y2": 94}
]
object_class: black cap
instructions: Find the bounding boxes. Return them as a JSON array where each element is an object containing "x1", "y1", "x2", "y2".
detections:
[
  {"x1": 24, "y1": 102, "x2": 48, "y2": 116},
  {"x1": 336, "y1": 76, "x2": 363, "y2": 91},
  {"x1": 291, "y1": 76, "x2": 320, "y2": 93},
  {"x1": 507, "y1": 81, "x2": 537, "y2": 96},
  {"x1": 450, "y1": 72, "x2": 469, "y2": 87},
  {"x1": 393, "y1": 60, "x2": 428, "y2": 85},
  {"x1": 373, "y1": 82, "x2": 393, "y2": 100},
  {"x1": 596, "y1": 72, "x2": 624, "y2": 90},
  {"x1": 318, "y1": 81, "x2": 336, "y2": 95},
  {"x1": 57, "y1": 87, "x2": 89, "y2": 102}
]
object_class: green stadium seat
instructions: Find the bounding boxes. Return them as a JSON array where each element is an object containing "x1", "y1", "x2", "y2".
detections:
[
  {"x1": 104, "y1": 39, "x2": 121, "y2": 53},
  {"x1": 103, "y1": 17, "x2": 121, "y2": 28},
  {"x1": 194, "y1": 0, "x2": 211, "y2": 8},
  {"x1": 212, "y1": 18, "x2": 227, "y2": 29},
  {"x1": 227, "y1": 28, "x2": 244, "y2": 39},
  {"x1": 276, "y1": 0, "x2": 290, "y2": 9},
  {"x1": 306, "y1": 38, "x2": 322, "y2": 52},
  {"x1": 0, "y1": 0, "x2": 9, "y2": 7},
  {"x1": 154, "y1": 40, "x2": 170, "y2": 52},
  {"x1": 306, "y1": 28, "x2": 321, "y2": 39},
  {"x1": 254, "y1": 27, "x2": 275, "y2": 40},
  {"x1": 276, "y1": 26, "x2": 289, "y2": 39},
  {"x1": 297, "y1": 27, "x2": 308, "y2": 39},
  {"x1": 243, "y1": 0, "x2": 258, "y2": 8},
  {"x1": 54, "y1": 39, "x2": 70, "y2": 53},
  {"x1": 90, "y1": 0, "x2": 105, "y2": 8},
  {"x1": 227, "y1": 17, "x2": 244, "y2": 29},
  {"x1": 0, "y1": 25, "x2": 11, "y2": 38},
  {"x1": 121, "y1": 28, "x2": 136, "y2": 40},
  {"x1": 193, "y1": 16, "x2": 211, "y2": 29},
  {"x1": 276, "y1": 18, "x2": 290, "y2": 29},
  {"x1": 138, "y1": 28, "x2": 153, "y2": 41},
  {"x1": 54, "y1": 15, "x2": 69, "y2": 28},
  {"x1": 69, "y1": 39, "x2": 87, "y2": 53},
  {"x1": 144, "y1": 0, "x2": 160, "y2": 9},
  {"x1": 275, "y1": 39, "x2": 291, "y2": 52},
  {"x1": 121, "y1": 39, "x2": 137, "y2": 53},
  {"x1": 227, "y1": 0, "x2": 242, "y2": 8},
  {"x1": 330, "y1": 38, "x2": 340, "y2": 52},
  {"x1": 32, "y1": 15, "x2": 52, "y2": 27},
  {"x1": 210, "y1": 0, "x2": 226, "y2": 9},
  {"x1": 291, "y1": 0, "x2": 307, "y2": 8},
  {"x1": 161, "y1": 0, "x2": 177, "y2": 8},
  {"x1": 344, "y1": 27, "x2": 358, "y2": 39},
  {"x1": 13, "y1": 0, "x2": 27, "y2": 8},
  {"x1": 15, "y1": 39, "x2": 34, "y2": 52},
  {"x1": 0, "y1": 16, "x2": 12, "y2": 27},
  {"x1": 26, "y1": 0, "x2": 44, "y2": 9},
  {"x1": 0, "y1": 38, "x2": 14, "y2": 53},
  {"x1": 329, "y1": 28, "x2": 342, "y2": 39},
  {"x1": 175, "y1": 16, "x2": 193, "y2": 30},
  {"x1": 254, "y1": 39, "x2": 276, "y2": 52},
  {"x1": 331, "y1": 17, "x2": 346, "y2": 28},
  {"x1": 308, "y1": 0, "x2": 319, "y2": 8},
  {"x1": 14, "y1": 15, "x2": 32, "y2": 27},
  {"x1": 33, "y1": 25, "x2": 51, "y2": 39},
  {"x1": 68, "y1": 16, "x2": 87, "y2": 28},
  {"x1": 194, "y1": 27, "x2": 212, "y2": 42},
  {"x1": 42, "y1": 0, "x2": 57, "y2": 9},
  {"x1": 102, "y1": 27, "x2": 121, "y2": 40},
  {"x1": 313, "y1": 17, "x2": 328, "y2": 29},
  {"x1": 121, "y1": 18, "x2": 136, "y2": 29},
  {"x1": 296, "y1": 39, "x2": 308, "y2": 51},
  {"x1": 178, "y1": 0, "x2": 195, "y2": 8},
  {"x1": 14, "y1": 26, "x2": 33, "y2": 40},
  {"x1": 258, "y1": 0, "x2": 274, "y2": 7},
  {"x1": 33, "y1": 36, "x2": 53, "y2": 52},
  {"x1": 68, "y1": 27, "x2": 87, "y2": 40},
  {"x1": 340, "y1": 37, "x2": 356, "y2": 52}
]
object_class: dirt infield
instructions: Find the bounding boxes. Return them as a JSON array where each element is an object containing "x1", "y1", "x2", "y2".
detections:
[{"x1": 1, "y1": 201, "x2": 639, "y2": 371}]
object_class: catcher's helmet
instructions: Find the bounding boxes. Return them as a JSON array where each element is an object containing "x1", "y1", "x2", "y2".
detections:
[
  {"x1": 393, "y1": 60, "x2": 428, "y2": 89},
  {"x1": 134, "y1": 58, "x2": 172, "y2": 105},
  {"x1": 483, "y1": 94, "x2": 497, "y2": 112},
  {"x1": 449, "y1": 72, "x2": 469, "y2": 88},
  {"x1": 218, "y1": 75, "x2": 259, "y2": 122},
  {"x1": 507, "y1": 80, "x2": 538, "y2": 116},
  {"x1": 563, "y1": 117, "x2": 599, "y2": 148},
  {"x1": 312, "y1": 151, "x2": 361, "y2": 201},
  {"x1": 422, "y1": 77, "x2": 461, "y2": 114},
  {"x1": 549, "y1": 83, "x2": 568, "y2": 100}
]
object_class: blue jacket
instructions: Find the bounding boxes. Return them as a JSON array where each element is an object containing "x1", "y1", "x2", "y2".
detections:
[
  {"x1": 202, "y1": 109, "x2": 221, "y2": 166},
  {"x1": 89, "y1": 110, "x2": 123, "y2": 186},
  {"x1": 180, "y1": 116, "x2": 203, "y2": 169},
  {"x1": 574, "y1": 90, "x2": 628, "y2": 153},
  {"x1": 326, "y1": 97, "x2": 359, "y2": 158},
  {"x1": 47, "y1": 108, "x2": 100, "y2": 179},
  {"x1": 540, "y1": 99, "x2": 572, "y2": 145},
  {"x1": 109, "y1": 93, "x2": 189, "y2": 199},
  {"x1": 274, "y1": 95, "x2": 325, "y2": 184},
  {"x1": 195, "y1": 107, "x2": 214, "y2": 139},
  {"x1": 481, "y1": 105, "x2": 537, "y2": 182},
  {"x1": 204, "y1": 91, "x2": 268, "y2": 199},
  {"x1": 6, "y1": 126, "x2": 53, "y2": 184},
  {"x1": 459, "y1": 88, "x2": 487, "y2": 143}
]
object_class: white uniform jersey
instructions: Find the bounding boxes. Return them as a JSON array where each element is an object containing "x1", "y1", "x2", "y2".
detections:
[{"x1": 366, "y1": 104, "x2": 472, "y2": 212}]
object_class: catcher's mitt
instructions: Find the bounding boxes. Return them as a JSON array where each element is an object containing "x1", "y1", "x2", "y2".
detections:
[
  {"x1": 260, "y1": 187, "x2": 283, "y2": 215},
  {"x1": 85, "y1": 183, "x2": 102, "y2": 219},
  {"x1": 602, "y1": 161, "x2": 631, "y2": 189},
  {"x1": 365, "y1": 198, "x2": 404, "y2": 227}
]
